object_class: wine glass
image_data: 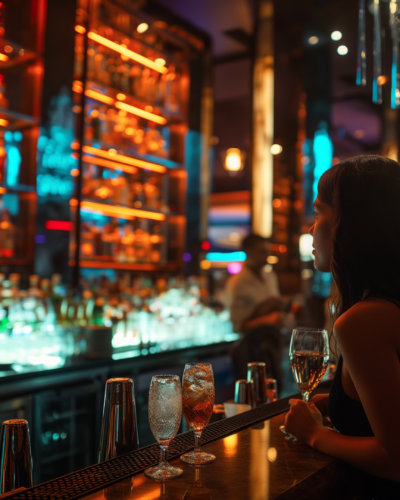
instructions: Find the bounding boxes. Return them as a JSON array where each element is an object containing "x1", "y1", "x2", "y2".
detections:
[
  {"x1": 180, "y1": 362, "x2": 216, "y2": 465},
  {"x1": 280, "y1": 328, "x2": 329, "y2": 438},
  {"x1": 145, "y1": 375, "x2": 183, "y2": 480}
]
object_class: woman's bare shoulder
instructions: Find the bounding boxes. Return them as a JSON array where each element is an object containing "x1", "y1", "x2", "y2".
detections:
[{"x1": 334, "y1": 297, "x2": 400, "y2": 346}]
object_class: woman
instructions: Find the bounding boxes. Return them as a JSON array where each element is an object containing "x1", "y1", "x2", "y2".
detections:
[{"x1": 284, "y1": 155, "x2": 400, "y2": 481}]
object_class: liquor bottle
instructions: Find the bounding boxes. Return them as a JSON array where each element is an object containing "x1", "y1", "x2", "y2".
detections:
[
  {"x1": 150, "y1": 224, "x2": 163, "y2": 263},
  {"x1": 0, "y1": 210, "x2": 15, "y2": 257},
  {"x1": 143, "y1": 175, "x2": 160, "y2": 209}
]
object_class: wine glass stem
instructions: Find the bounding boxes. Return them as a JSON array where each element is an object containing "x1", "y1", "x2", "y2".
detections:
[
  {"x1": 194, "y1": 431, "x2": 202, "y2": 454},
  {"x1": 160, "y1": 445, "x2": 168, "y2": 468},
  {"x1": 302, "y1": 393, "x2": 310, "y2": 402}
]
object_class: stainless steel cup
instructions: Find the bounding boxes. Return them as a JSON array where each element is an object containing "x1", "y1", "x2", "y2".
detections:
[
  {"x1": 234, "y1": 380, "x2": 248, "y2": 404},
  {"x1": 98, "y1": 378, "x2": 139, "y2": 462},
  {"x1": 266, "y1": 378, "x2": 278, "y2": 402},
  {"x1": 247, "y1": 362, "x2": 267, "y2": 406},
  {"x1": 0, "y1": 419, "x2": 33, "y2": 494}
]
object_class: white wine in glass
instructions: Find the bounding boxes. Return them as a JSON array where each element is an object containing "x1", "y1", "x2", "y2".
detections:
[
  {"x1": 145, "y1": 375, "x2": 183, "y2": 480},
  {"x1": 280, "y1": 328, "x2": 329, "y2": 439}
]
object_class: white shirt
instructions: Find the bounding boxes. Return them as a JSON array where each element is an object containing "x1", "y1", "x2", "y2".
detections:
[{"x1": 225, "y1": 264, "x2": 280, "y2": 333}]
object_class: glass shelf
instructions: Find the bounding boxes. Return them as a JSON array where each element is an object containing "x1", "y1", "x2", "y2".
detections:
[
  {"x1": 0, "y1": 107, "x2": 38, "y2": 130},
  {"x1": 70, "y1": 260, "x2": 179, "y2": 271}
]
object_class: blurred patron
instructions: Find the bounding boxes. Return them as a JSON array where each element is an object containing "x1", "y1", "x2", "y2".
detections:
[{"x1": 225, "y1": 233, "x2": 285, "y2": 333}]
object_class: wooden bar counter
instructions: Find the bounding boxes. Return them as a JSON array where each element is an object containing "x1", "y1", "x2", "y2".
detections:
[{"x1": 6, "y1": 395, "x2": 400, "y2": 500}]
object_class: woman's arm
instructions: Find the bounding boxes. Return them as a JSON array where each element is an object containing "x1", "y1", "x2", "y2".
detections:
[
  {"x1": 285, "y1": 299, "x2": 400, "y2": 482},
  {"x1": 309, "y1": 393, "x2": 329, "y2": 416}
]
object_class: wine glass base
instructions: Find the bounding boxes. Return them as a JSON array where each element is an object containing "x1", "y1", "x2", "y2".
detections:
[
  {"x1": 180, "y1": 450, "x2": 216, "y2": 465},
  {"x1": 144, "y1": 464, "x2": 183, "y2": 481},
  {"x1": 279, "y1": 425, "x2": 297, "y2": 442}
]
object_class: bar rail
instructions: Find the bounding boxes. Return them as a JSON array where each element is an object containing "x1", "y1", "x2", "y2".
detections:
[{"x1": 3, "y1": 395, "x2": 300, "y2": 500}]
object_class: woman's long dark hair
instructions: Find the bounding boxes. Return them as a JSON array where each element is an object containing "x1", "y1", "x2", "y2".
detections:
[{"x1": 318, "y1": 155, "x2": 400, "y2": 326}]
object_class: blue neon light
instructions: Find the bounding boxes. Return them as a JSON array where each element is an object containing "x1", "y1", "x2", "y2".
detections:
[
  {"x1": 205, "y1": 251, "x2": 246, "y2": 262},
  {"x1": 312, "y1": 122, "x2": 333, "y2": 202}
]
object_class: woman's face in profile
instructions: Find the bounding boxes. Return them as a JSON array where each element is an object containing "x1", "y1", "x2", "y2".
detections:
[{"x1": 309, "y1": 197, "x2": 334, "y2": 273}]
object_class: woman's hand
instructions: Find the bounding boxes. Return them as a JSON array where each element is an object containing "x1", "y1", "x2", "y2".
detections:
[
  {"x1": 284, "y1": 399, "x2": 324, "y2": 446},
  {"x1": 308, "y1": 393, "x2": 329, "y2": 416}
]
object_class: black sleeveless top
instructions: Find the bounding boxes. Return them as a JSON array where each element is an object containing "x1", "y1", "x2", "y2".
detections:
[{"x1": 328, "y1": 295, "x2": 400, "y2": 437}]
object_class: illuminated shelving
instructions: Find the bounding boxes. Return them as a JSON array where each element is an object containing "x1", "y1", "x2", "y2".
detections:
[
  {"x1": 0, "y1": 184, "x2": 36, "y2": 194},
  {"x1": 70, "y1": 260, "x2": 179, "y2": 272},
  {"x1": 80, "y1": 199, "x2": 166, "y2": 221},
  {"x1": 0, "y1": 39, "x2": 38, "y2": 69},
  {"x1": 0, "y1": 108, "x2": 38, "y2": 130}
]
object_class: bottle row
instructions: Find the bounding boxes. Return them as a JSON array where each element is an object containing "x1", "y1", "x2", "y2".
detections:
[
  {"x1": 76, "y1": 218, "x2": 164, "y2": 264},
  {"x1": 74, "y1": 35, "x2": 185, "y2": 113},
  {"x1": 81, "y1": 165, "x2": 163, "y2": 210},
  {"x1": 84, "y1": 104, "x2": 169, "y2": 158}
]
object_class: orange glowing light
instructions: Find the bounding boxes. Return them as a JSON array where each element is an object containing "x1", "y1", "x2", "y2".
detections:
[
  {"x1": 75, "y1": 25, "x2": 86, "y2": 34},
  {"x1": 94, "y1": 187, "x2": 112, "y2": 199},
  {"x1": 4, "y1": 46, "x2": 12, "y2": 54},
  {"x1": 71, "y1": 142, "x2": 80, "y2": 150},
  {"x1": 279, "y1": 244, "x2": 287, "y2": 253},
  {"x1": 76, "y1": 260, "x2": 158, "y2": 271},
  {"x1": 70, "y1": 169, "x2": 79, "y2": 177},
  {"x1": 0, "y1": 119, "x2": 9, "y2": 127},
  {"x1": 70, "y1": 199, "x2": 79, "y2": 207},
  {"x1": 87, "y1": 32, "x2": 168, "y2": 74},
  {"x1": 0, "y1": 54, "x2": 9, "y2": 62},
  {"x1": 0, "y1": 187, "x2": 6, "y2": 194},
  {"x1": 115, "y1": 101, "x2": 167, "y2": 125},
  {"x1": 82, "y1": 154, "x2": 138, "y2": 174},
  {"x1": 81, "y1": 200, "x2": 166, "y2": 221},
  {"x1": 377, "y1": 75, "x2": 388, "y2": 86},
  {"x1": 82, "y1": 146, "x2": 167, "y2": 174},
  {"x1": 272, "y1": 199, "x2": 282, "y2": 208},
  {"x1": 116, "y1": 93, "x2": 126, "y2": 101},
  {"x1": 85, "y1": 89, "x2": 114, "y2": 105}
]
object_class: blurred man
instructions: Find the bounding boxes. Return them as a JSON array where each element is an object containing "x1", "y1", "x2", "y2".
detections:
[
  {"x1": 226, "y1": 233, "x2": 286, "y2": 388},
  {"x1": 225, "y1": 233, "x2": 284, "y2": 334}
]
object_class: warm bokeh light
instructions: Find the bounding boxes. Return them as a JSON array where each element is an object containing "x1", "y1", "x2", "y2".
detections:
[
  {"x1": 88, "y1": 31, "x2": 167, "y2": 74},
  {"x1": 84, "y1": 89, "x2": 114, "y2": 105},
  {"x1": 279, "y1": 244, "x2": 287, "y2": 253},
  {"x1": 116, "y1": 93, "x2": 126, "y2": 101},
  {"x1": 308, "y1": 36, "x2": 319, "y2": 45},
  {"x1": 272, "y1": 198, "x2": 281, "y2": 208},
  {"x1": 0, "y1": 54, "x2": 9, "y2": 62},
  {"x1": 75, "y1": 25, "x2": 86, "y2": 34},
  {"x1": 337, "y1": 45, "x2": 348, "y2": 55},
  {"x1": 0, "y1": 187, "x2": 6, "y2": 194},
  {"x1": 270, "y1": 144, "x2": 282, "y2": 155},
  {"x1": 82, "y1": 146, "x2": 167, "y2": 173},
  {"x1": 267, "y1": 256, "x2": 279, "y2": 264},
  {"x1": 224, "y1": 148, "x2": 243, "y2": 171},
  {"x1": 69, "y1": 199, "x2": 79, "y2": 207},
  {"x1": 377, "y1": 75, "x2": 388, "y2": 85},
  {"x1": 267, "y1": 447, "x2": 277, "y2": 462},
  {"x1": 223, "y1": 433, "x2": 238, "y2": 457},
  {"x1": 81, "y1": 201, "x2": 166, "y2": 221},
  {"x1": 331, "y1": 31, "x2": 342, "y2": 41},
  {"x1": 4, "y1": 46, "x2": 13, "y2": 53},
  {"x1": 0, "y1": 119, "x2": 9, "y2": 127},
  {"x1": 137, "y1": 23, "x2": 149, "y2": 34},
  {"x1": 70, "y1": 169, "x2": 79, "y2": 177},
  {"x1": 155, "y1": 58, "x2": 166, "y2": 66},
  {"x1": 115, "y1": 101, "x2": 167, "y2": 125}
]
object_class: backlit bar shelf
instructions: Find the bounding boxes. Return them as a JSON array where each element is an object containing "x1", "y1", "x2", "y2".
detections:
[
  {"x1": 72, "y1": 143, "x2": 168, "y2": 174},
  {"x1": 0, "y1": 39, "x2": 38, "y2": 69},
  {"x1": 80, "y1": 200, "x2": 166, "y2": 221},
  {"x1": 84, "y1": 81, "x2": 186, "y2": 123},
  {"x1": 70, "y1": 260, "x2": 179, "y2": 271},
  {"x1": 0, "y1": 107, "x2": 38, "y2": 130},
  {"x1": 0, "y1": 258, "x2": 33, "y2": 266},
  {"x1": 83, "y1": 139, "x2": 184, "y2": 171}
]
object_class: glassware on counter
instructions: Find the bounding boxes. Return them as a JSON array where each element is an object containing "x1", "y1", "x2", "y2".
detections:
[
  {"x1": 280, "y1": 327, "x2": 329, "y2": 440},
  {"x1": 145, "y1": 375, "x2": 183, "y2": 480},
  {"x1": 180, "y1": 363, "x2": 216, "y2": 465}
]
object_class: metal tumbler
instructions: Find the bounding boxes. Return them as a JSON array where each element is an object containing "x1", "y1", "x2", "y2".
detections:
[
  {"x1": 98, "y1": 378, "x2": 139, "y2": 462},
  {"x1": 0, "y1": 419, "x2": 33, "y2": 494},
  {"x1": 247, "y1": 362, "x2": 267, "y2": 406},
  {"x1": 234, "y1": 379, "x2": 254, "y2": 407}
]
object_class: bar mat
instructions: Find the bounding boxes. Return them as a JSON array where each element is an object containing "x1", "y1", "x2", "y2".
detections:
[{"x1": 6, "y1": 395, "x2": 298, "y2": 500}]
